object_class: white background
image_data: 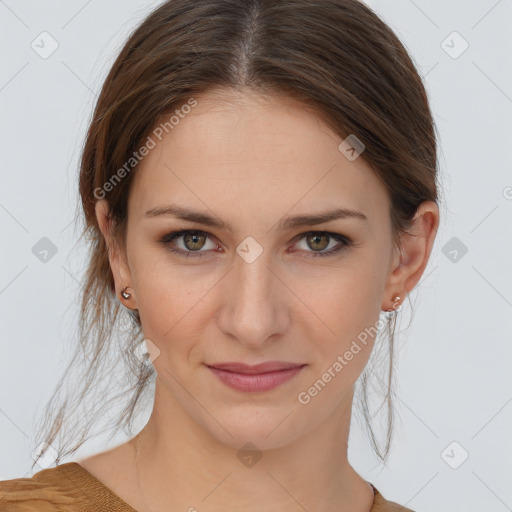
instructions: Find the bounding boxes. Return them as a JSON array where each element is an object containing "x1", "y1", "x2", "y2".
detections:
[{"x1": 1, "y1": 1, "x2": 511, "y2": 511}]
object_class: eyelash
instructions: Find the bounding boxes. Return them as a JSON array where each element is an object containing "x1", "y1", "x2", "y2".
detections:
[{"x1": 159, "y1": 229, "x2": 353, "y2": 259}]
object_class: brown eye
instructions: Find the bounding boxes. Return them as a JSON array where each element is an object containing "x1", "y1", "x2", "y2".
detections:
[
  {"x1": 183, "y1": 232, "x2": 207, "y2": 251},
  {"x1": 160, "y1": 229, "x2": 216, "y2": 258},
  {"x1": 294, "y1": 231, "x2": 352, "y2": 258},
  {"x1": 305, "y1": 233, "x2": 329, "y2": 251}
]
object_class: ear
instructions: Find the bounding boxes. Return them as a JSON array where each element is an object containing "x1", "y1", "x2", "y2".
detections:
[
  {"x1": 382, "y1": 200, "x2": 440, "y2": 311},
  {"x1": 95, "y1": 199, "x2": 137, "y2": 309}
]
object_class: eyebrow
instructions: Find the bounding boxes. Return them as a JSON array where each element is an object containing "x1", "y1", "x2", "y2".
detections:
[{"x1": 144, "y1": 204, "x2": 368, "y2": 231}]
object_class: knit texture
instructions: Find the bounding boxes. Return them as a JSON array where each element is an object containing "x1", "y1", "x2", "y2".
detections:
[{"x1": 0, "y1": 463, "x2": 415, "y2": 511}]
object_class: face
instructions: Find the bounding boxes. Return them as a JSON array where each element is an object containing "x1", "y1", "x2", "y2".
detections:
[{"x1": 99, "y1": 88, "x2": 409, "y2": 451}]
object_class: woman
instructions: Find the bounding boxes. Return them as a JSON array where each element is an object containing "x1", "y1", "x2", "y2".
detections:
[{"x1": 0, "y1": 0, "x2": 440, "y2": 510}]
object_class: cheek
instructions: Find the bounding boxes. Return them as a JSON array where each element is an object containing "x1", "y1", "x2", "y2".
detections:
[
  {"x1": 130, "y1": 252, "x2": 222, "y2": 363},
  {"x1": 289, "y1": 259, "x2": 385, "y2": 378},
  {"x1": 293, "y1": 259, "x2": 383, "y2": 332}
]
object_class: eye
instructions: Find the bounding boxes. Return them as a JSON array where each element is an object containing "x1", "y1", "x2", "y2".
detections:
[
  {"x1": 159, "y1": 229, "x2": 353, "y2": 259},
  {"x1": 293, "y1": 231, "x2": 352, "y2": 258},
  {"x1": 159, "y1": 229, "x2": 218, "y2": 258}
]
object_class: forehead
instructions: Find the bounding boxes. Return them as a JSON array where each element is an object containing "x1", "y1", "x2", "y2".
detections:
[{"x1": 128, "y1": 88, "x2": 389, "y2": 228}]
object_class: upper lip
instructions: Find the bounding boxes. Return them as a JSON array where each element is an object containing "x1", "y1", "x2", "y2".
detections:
[{"x1": 206, "y1": 361, "x2": 306, "y2": 374}]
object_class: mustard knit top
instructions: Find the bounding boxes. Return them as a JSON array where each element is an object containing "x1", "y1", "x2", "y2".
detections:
[{"x1": 0, "y1": 462, "x2": 416, "y2": 511}]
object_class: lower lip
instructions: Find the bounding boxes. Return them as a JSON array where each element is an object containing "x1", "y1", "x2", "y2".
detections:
[{"x1": 207, "y1": 365, "x2": 305, "y2": 392}]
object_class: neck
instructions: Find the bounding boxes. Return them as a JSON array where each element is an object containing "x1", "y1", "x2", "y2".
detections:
[{"x1": 130, "y1": 380, "x2": 374, "y2": 512}]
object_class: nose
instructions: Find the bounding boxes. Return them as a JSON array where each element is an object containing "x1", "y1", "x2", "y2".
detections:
[{"x1": 217, "y1": 250, "x2": 290, "y2": 348}]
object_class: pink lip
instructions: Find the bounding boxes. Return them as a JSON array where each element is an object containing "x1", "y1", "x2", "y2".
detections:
[{"x1": 206, "y1": 361, "x2": 306, "y2": 392}]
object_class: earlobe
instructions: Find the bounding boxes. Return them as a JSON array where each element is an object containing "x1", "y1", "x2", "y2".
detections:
[{"x1": 382, "y1": 294, "x2": 403, "y2": 313}]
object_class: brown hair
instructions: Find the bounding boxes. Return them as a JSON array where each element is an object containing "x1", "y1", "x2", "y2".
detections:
[{"x1": 32, "y1": 0, "x2": 440, "y2": 469}]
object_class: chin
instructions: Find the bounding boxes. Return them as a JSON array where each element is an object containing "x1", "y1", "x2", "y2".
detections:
[{"x1": 201, "y1": 408, "x2": 307, "y2": 453}]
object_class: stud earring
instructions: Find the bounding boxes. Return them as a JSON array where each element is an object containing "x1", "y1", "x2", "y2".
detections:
[
  {"x1": 389, "y1": 295, "x2": 402, "y2": 311},
  {"x1": 120, "y1": 287, "x2": 132, "y2": 300}
]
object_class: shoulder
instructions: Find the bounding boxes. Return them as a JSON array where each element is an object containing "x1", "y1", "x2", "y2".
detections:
[
  {"x1": 0, "y1": 463, "x2": 92, "y2": 511},
  {"x1": 370, "y1": 484, "x2": 417, "y2": 512}
]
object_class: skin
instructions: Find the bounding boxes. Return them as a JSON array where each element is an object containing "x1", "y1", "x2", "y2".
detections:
[{"x1": 80, "y1": 87, "x2": 439, "y2": 512}]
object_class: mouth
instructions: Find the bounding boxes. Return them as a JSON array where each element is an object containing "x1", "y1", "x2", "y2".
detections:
[{"x1": 205, "y1": 361, "x2": 307, "y2": 392}]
